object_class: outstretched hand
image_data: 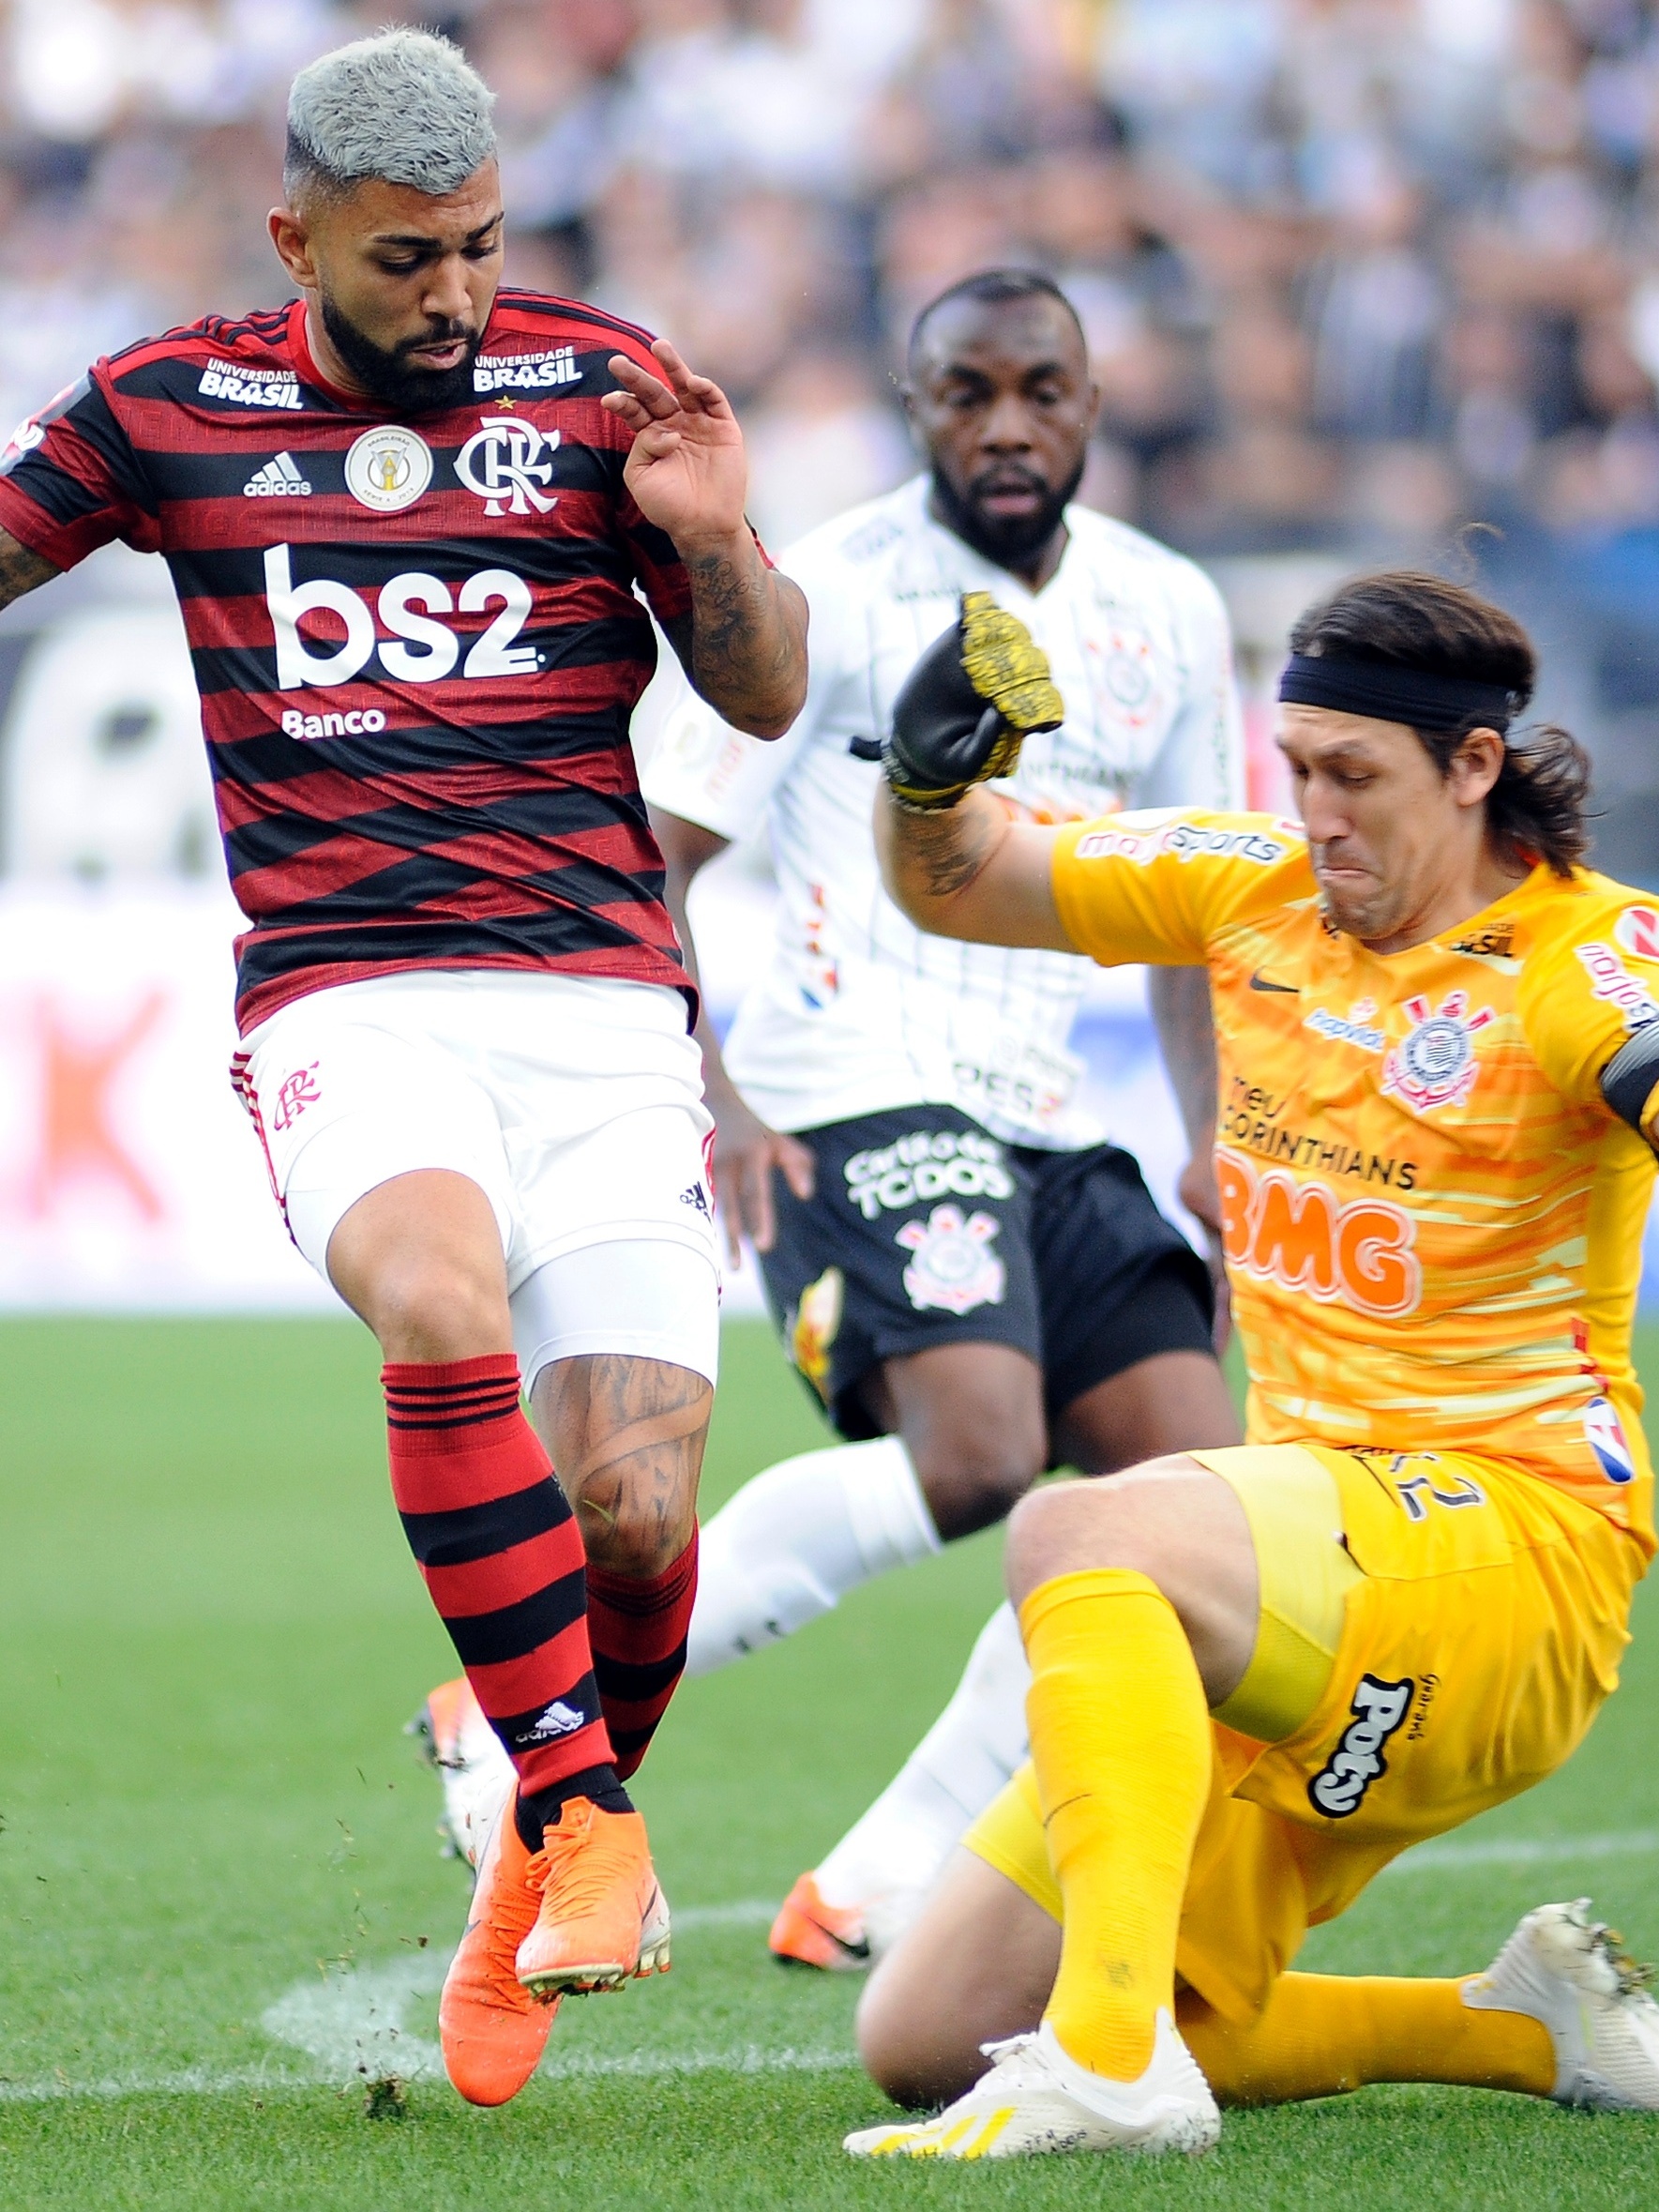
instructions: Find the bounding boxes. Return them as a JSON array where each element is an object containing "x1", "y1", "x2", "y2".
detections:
[
  {"x1": 602, "y1": 339, "x2": 749, "y2": 549},
  {"x1": 605, "y1": 336, "x2": 806, "y2": 736}
]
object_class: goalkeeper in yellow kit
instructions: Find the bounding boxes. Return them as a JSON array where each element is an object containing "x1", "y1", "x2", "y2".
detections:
[{"x1": 843, "y1": 571, "x2": 1659, "y2": 2159}]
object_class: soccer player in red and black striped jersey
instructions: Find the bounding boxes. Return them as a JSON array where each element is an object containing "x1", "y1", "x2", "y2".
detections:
[{"x1": 0, "y1": 27, "x2": 807, "y2": 2107}]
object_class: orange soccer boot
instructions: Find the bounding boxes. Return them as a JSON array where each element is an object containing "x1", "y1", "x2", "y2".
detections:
[
  {"x1": 514, "y1": 1795, "x2": 671, "y2": 2000},
  {"x1": 438, "y1": 1786, "x2": 559, "y2": 2106},
  {"x1": 768, "y1": 1871, "x2": 871, "y2": 1971}
]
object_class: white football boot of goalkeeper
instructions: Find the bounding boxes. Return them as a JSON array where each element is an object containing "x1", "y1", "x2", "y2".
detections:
[
  {"x1": 406, "y1": 1678, "x2": 515, "y2": 1873},
  {"x1": 1463, "y1": 1898, "x2": 1659, "y2": 2111},
  {"x1": 844, "y1": 2012, "x2": 1219, "y2": 2159}
]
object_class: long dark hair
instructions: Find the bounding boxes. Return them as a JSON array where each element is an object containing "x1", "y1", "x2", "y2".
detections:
[{"x1": 1288, "y1": 570, "x2": 1591, "y2": 876}]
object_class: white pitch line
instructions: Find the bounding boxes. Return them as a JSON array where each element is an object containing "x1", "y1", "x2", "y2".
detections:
[
  {"x1": 1383, "y1": 1828, "x2": 1659, "y2": 1873},
  {"x1": 0, "y1": 2066, "x2": 309, "y2": 2105},
  {"x1": 12, "y1": 1845, "x2": 1658, "y2": 2108},
  {"x1": 0, "y1": 1907, "x2": 807, "y2": 2105},
  {"x1": 538, "y1": 2046, "x2": 857, "y2": 2081},
  {"x1": 257, "y1": 1931, "x2": 862, "y2": 2091},
  {"x1": 260, "y1": 1952, "x2": 447, "y2": 2083},
  {"x1": 0, "y1": 2048, "x2": 861, "y2": 2105}
]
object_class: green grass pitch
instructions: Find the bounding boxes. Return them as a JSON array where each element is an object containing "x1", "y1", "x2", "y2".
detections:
[{"x1": 0, "y1": 1316, "x2": 1655, "y2": 2209}]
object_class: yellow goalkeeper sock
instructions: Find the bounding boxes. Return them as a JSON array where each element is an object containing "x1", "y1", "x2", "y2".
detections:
[
  {"x1": 1178, "y1": 1973, "x2": 1556, "y2": 2105},
  {"x1": 1021, "y1": 1567, "x2": 1211, "y2": 2082}
]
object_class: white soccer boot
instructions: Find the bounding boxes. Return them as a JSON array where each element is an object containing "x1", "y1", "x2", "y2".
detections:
[
  {"x1": 844, "y1": 2012, "x2": 1220, "y2": 2159},
  {"x1": 1463, "y1": 1897, "x2": 1659, "y2": 2111},
  {"x1": 406, "y1": 1677, "x2": 516, "y2": 1872}
]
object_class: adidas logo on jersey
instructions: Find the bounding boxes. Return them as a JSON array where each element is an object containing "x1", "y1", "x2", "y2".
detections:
[
  {"x1": 517, "y1": 1699, "x2": 586, "y2": 1745},
  {"x1": 244, "y1": 453, "x2": 312, "y2": 498}
]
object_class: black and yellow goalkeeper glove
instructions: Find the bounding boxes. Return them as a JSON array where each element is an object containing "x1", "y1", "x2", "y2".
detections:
[{"x1": 882, "y1": 591, "x2": 1064, "y2": 812}]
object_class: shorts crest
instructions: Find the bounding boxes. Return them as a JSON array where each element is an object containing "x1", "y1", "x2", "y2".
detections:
[{"x1": 896, "y1": 1204, "x2": 1006, "y2": 1315}]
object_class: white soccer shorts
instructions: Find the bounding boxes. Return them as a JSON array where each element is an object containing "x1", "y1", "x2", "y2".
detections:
[{"x1": 232, "y1": 970, "x2": 720, "y2": 1387}]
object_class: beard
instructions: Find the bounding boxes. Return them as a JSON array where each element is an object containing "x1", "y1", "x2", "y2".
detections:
[
  {"x1": 929, "y1": 454, "x2": 1085, "y2": 571},
  {"x1": 319, "y1": 292, "x2": 482, "y2": 415}
]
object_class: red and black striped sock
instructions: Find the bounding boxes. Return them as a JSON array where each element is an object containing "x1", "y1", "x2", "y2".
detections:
[
  {"x1": 383, "y1": 1356, "x2": 629, "y2": 1841},
  {"x1": 585, "y1": 1532, "x2": 700, "y2": 1780}
]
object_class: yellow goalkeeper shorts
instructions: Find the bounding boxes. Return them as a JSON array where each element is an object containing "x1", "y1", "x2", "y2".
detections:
[{"x1": 964, "y1": 1441, "x2": 1643, "y2": 2023}]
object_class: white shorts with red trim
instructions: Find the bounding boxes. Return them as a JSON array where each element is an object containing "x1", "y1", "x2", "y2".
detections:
[{"x1": 232, "y1": 970, "x2": 719, "y2": 1387}]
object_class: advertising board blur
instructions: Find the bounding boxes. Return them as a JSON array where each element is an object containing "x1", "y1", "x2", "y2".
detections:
[{"x1": 0, "y1": 871, "x2": 1196, "y2": 1317}]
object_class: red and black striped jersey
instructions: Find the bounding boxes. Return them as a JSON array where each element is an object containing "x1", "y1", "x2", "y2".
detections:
[{"x1": 0, "y1": 291, "x2": 712, "y2": 1032}]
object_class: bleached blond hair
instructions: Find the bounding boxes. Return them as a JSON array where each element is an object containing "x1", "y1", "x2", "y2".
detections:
[{"x1": 284, "y1": 27, "x2": 496, "y2": 205}]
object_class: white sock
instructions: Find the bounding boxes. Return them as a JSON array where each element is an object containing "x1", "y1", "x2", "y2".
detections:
[
  {"x1": 813, "y1": 1600, "x2": 1031, "y2": 1939},
  {"x1": 686, "y1": 1435, "x2": 940, "y2": 1676}
]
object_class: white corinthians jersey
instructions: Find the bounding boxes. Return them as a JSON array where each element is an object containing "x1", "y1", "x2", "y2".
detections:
[{"x1": 642, "y1": 475, "x2": 1244, "y2": 1148}]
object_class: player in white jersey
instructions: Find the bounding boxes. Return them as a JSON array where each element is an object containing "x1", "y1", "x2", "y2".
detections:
[{"x1": 414, "y1": 271, "x2": 1244, "y2": 1960}]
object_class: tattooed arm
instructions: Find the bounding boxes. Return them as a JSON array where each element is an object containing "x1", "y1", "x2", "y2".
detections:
[
  {"x1": 659, "y1": 542, "x2": 807, "y2": 740},
  {"x1": 604, "y1": 338, "x2": 807, "y2": 739},
  {"x1": 873, "y1": 782, "x2": 1073, "y2": 951},
  {"x1": 0, "y1": 529, "x2": 61, "y2": 610}
]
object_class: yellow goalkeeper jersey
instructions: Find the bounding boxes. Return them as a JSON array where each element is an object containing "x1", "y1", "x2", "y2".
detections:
[{"x1": 1051, "y1": 810, "x2": 1659, "y2": 1554}]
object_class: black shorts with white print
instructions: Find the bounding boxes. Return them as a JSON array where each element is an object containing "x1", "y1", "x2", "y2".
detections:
[{"x1": 757, "y1": 1104, "x2": 1214, "y2": 1444}]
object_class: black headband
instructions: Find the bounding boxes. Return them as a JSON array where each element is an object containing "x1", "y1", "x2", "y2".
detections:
[{"x1": 1277, "y1": 653, "x2": 1519, "y2": 735}]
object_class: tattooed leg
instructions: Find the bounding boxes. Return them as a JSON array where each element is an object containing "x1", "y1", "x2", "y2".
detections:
[
  {"x1": 532, "y1": 1354, "x2": 710, "y2": 1572},
  {"x1": 530, "y1": 1355, "x2": 711, "y2": 1775}
]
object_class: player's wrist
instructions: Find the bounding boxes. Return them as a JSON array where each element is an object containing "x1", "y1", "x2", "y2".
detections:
[
  {"x1": 704, "y1": 1070, "x2": 751, "y2": 1118},
  {"x1": 673, "y1": 521, "x2": 757, "y2": 569},
  {"x1": 883, "y1": 773, "x2": 974, "y2": 817}
]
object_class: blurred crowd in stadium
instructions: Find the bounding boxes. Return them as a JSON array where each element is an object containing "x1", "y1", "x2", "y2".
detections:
[
  {"x1": 8, "y1": 0, "x2": 1659, "y2": 862},
  {"x1": 4, "y1": 0, "x2": 1659, "y2": 557}
]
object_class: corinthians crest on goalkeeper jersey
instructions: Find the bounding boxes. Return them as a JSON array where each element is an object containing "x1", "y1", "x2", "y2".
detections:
[{"x1": 1052, "y1": 805, "x2": 1659, "y2": 1550}]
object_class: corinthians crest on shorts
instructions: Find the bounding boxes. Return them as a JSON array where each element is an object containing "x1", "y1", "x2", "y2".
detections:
[
  {"x1": 896, "y1": 1204, "x2": 1005, "y2": 1314},
  {"x1": 1380, "y1": 991, "x2": 1495, "y2": 1114}
]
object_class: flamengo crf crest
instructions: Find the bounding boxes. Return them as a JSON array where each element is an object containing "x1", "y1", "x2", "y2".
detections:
[
  {"x1": 1380, "y1": 990, "x2": 1494, "y2": 1114},
  {"x1": 895, "y1": 1204, "x2": 1005, "y2": 1314},
  {"x1": 455, "y1": 417, "x2": 560, "y2": 516}
]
